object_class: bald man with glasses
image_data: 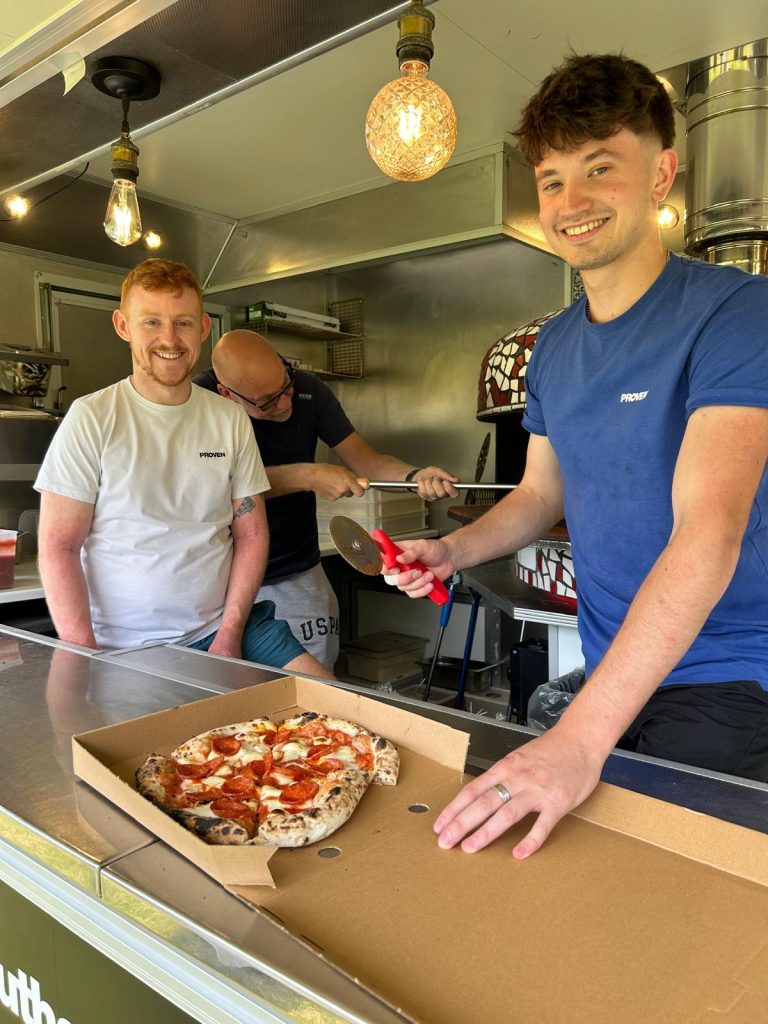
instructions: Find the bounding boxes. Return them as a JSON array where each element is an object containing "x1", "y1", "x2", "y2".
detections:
[{"x1": 193, "y1": 330, "x2": 458, "y2": 670}]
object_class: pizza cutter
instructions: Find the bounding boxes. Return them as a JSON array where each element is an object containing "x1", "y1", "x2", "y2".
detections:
[{"x1": 328, "y1": 516, "x2": 450, "y2": 606}]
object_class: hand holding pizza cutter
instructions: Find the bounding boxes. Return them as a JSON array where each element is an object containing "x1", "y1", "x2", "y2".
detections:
[{"x1": 328, "y1": 516, "x2": 450, "y2": 606}]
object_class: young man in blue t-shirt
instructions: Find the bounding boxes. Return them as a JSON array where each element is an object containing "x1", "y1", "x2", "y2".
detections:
[{"x1": 388, "y1": 53, "x2": 768, "y2": 858}]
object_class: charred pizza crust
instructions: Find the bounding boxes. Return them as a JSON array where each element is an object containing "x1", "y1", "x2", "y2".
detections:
[{"x1": 254, "y1": 768, "x2": 370, "y2": 847}]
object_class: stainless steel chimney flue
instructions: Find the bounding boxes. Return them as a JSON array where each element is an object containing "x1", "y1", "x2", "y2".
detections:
[{"x1": 685, "y1": 39, "x2": 768, "y2": 268}]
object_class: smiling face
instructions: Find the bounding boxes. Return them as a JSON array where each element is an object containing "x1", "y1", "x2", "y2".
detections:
[
  {"x1": 535, "y1": 128, "x2": 677, "y2": 275},
  {"x1": 113, "y1": 285, "x2": 211, "y2": 404}
]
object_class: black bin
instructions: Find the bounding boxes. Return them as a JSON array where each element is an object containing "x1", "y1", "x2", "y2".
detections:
[{"x1": 507, "y1": 638, "x2": 548, "y2": 724}]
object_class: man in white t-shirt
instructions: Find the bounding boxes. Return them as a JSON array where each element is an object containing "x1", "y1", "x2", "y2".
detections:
[{"x1": 35, "y1": 258, "x2": 329, "y2": 677}]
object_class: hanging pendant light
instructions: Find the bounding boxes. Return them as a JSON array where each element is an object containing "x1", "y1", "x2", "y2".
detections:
[
  {"x1": 365, "y1": 0, "x2": 457, "y2": 182},
  {"x1": 92, "y1": 57, "x2": 161, "y2": 246}
]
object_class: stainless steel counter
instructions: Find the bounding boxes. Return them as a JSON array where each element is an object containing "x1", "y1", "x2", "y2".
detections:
[{"x1": 1, "y1": 626, "x2": 768, "y2": 1024}]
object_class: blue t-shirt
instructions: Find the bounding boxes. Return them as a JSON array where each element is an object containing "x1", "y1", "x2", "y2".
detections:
[{"x1": 522, "y1": 255, "x2": 768, "y2": 689}]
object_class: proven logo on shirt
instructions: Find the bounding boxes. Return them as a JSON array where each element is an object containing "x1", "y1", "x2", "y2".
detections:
[
  {"x1": 199, "y1": 451, "x2": 226, "y2": 457},
  {"x1": 620, "y1": 391, "x2": 649, "y2": 403}
]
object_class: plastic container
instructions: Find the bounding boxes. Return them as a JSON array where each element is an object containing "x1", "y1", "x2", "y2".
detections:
[
  {"x1": 317, "y1": 490, "x2": 427, "y2": 536},
  {"x1": 0, "y1": 530, "x2": 18, "y2": 590},
  {"x1": 398, "y1": 682, "x2": 456, "y2": 706},
  {"x1": 344, "y1": 631, "x2": 428, "y2": 684},
  {"x1": 345, "y1": 667, "x2": 424, "y2": 691},
  {"x1": 419, "y1": 656, "x2": 497, "y2": 694}
]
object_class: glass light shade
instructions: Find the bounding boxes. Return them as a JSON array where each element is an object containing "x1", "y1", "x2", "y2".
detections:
[
  {"x1": 104, "y1": 178, "x2": 142, "y2": 246},
  {"x1": 4, "y1": 194, "x2": 30, "y2": 218},
  {"x1": 365, "y1": 66, "x2": 457, "y2": 182}
]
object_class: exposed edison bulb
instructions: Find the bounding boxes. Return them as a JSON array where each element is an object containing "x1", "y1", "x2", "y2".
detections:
[
  {"x1": 143, "y1": 230, "x2": 163, "y2": 250},
  {"x1": 4, "y1": 194, "x2": 30, "y2": 218},
  {"x1": 657, "y1": 204, "x2": 680, "y2": 230},
  {"x1": 365, "y1": 62, "x2": 457, "y2": 182},
  {"x1": 104, "y1": 178, "x2": 142, "y2": 246}
]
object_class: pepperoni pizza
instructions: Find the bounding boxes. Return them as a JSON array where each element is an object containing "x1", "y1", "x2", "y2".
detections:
[{"x1": 135, "y1": 711, "x2": 399, "y2": 847}]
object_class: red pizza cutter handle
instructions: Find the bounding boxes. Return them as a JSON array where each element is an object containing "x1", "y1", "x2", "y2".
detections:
[{"x1": 371, "y1": 528, "x2": 450, "y2": 606}]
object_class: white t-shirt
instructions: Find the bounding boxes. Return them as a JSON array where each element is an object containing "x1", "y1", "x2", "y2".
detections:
[{"x1": 35, "y1": 379, "x2": 269, "y2": 649}]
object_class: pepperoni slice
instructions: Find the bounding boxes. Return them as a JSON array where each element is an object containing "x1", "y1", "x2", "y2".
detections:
[
  {"x1": 212, "y1": 735, "x2": 242, "y2": 756},
  {"x1": 280, "y1": 763, "x2": 310, "y2": 780},
  {"x1": 280, "y1": 780, "x2": 319, "y2": 804},
  {"x1": 312, "y1": 757, "x2": 345, "y2": 774},
  {"x1": 176, "y1": 755, "x2": 225, "y2": 778},
  {"x1": 210, "y1": 798, "x2": 251, "y2": 818},
  {"x1": 242, "y1": 759, "x2": 266, "y2": 778},
  {"x1": 184, "y1": 788, "x2": 219, "y2": 804},
  {"x1": 297, "y1": 721, "x2": 327, "y2": 739},
  {"x1": 176, "y1": 763, "x2": 212, "y2": 779},
  {"x1": 306, "y1": 744, "x2": 331, "y2": 761},
  {"x1": 222, "y1": 776, "x2": 259, "y2": 798},
  {"x1": 356, "y1": 752, "x2": 374, "y2": 772}
]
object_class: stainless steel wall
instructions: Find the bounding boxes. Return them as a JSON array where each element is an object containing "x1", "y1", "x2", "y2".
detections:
[
  {"x1": 685, "y1": 39, "x2": 768, "y2": 254},
  {"x1": 249, "y1": 238, "x2": 566, "y2": 535}
]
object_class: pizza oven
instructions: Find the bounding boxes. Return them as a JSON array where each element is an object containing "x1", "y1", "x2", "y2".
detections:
[{"x1": 474, "y1": 310, "x2": 576, "y2": 604}]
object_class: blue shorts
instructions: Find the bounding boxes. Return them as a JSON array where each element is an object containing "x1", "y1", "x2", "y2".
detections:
[{"x1": 188, "y1": 600, "x2": 306, "y2": 668}]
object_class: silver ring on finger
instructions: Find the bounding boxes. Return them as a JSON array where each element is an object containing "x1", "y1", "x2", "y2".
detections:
[{"x1": 492, "y1": 782, "x2": 512, "y2": 806}]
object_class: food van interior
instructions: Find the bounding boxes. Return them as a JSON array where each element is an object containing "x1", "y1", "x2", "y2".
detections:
[{"x1": 1, "y1": 10, "x2": 768, "y2": 1021}]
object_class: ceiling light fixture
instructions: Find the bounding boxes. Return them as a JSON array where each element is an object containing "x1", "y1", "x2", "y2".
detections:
[
  {"x1": 4, "y1": 195, "x2": 30, "y2": 219},
  {"x1": 364, "y1": 0, "x2": 457, "y2": 182},
  {"x1": 143, "y1": 230, "x2": 163, "y2": 250},
  {"x1": 658, "y1": 204, "x2": 680, "y2": 230},
  {"x1": 92, "y1": 56, "x2": 161, "y2": 247}
]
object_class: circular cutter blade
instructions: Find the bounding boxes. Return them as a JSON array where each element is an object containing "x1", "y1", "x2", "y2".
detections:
[{"x1": 328, "y1": 516, "x2": 383, "y2": 575}]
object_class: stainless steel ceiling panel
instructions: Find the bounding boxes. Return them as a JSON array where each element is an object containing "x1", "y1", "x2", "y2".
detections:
[
  {"x1": 207, "y1": 152, "x2": 503, "y2": 290},
  {"x1": 0, "y1": 0, "x2": 407, "y2": 194},
  {"x1": 0, "y1": 174, "x2": 235, "y2": 277}
]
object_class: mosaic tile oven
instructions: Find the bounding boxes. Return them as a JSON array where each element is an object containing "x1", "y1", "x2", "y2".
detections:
[
  {"x1": 477, "y1": 310, "x2": 562, "y2": 418},
  {"x1": 514, "y1": 543, "x2": 577, "y2": 605},
  {"x1": 475, "y1": 308, "x2": 577, "y2": 606}
]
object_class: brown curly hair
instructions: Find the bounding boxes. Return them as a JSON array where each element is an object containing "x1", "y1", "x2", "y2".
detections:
[
  {"x1": 513, "y1": 53, "x2": 675, "y2": 166},
  {"x1": 120, "y1": 259, "x2": 203, "y2": 311}
]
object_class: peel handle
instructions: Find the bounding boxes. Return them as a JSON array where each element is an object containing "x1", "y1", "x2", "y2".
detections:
[{"x1": 371, "y1": 528, "x2": 450, "y2": 606}]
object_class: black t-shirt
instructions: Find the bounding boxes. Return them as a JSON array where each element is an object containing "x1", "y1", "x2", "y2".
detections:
[{"x1": 193, "y1": 368, "x2": 354, "y2": 581}]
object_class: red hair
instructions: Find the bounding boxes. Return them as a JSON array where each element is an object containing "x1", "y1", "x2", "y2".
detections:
[{"x1": 120, "y1": 259, "x2": 203, "y2": 311}]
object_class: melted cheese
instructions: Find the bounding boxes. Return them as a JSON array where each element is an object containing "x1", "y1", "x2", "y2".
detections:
[
  {"x1": 236, "y1": 746, "x2": 270, "y2": 765},
  {"x1": 274, "y1": 739, "x2": 311, "y2": 762},
  {"x1": 332, "y1": 745, "x2": 359, "y2": 767}
]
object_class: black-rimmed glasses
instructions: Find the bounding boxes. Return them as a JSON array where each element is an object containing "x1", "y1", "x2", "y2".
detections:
[{"x1": 224, "y1": 361, "x2": 296, "y2": 412}]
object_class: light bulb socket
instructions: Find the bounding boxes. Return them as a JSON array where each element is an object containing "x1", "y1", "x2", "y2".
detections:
[
  {"x1": 396, "y1": 1, "x2": 434, "y2": 69},
  {"x1": 110, "y1": 132, "x2": 139, "y2": 183}
]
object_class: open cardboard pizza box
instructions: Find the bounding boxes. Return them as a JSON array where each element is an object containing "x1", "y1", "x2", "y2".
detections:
[{"x1": 73, "y1": 675, "x2": 768, "y2": 1024}]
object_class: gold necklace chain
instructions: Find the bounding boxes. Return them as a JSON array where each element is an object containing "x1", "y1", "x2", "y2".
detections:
[{"x1": 585, "y1": 250, "x2": 672, "y2": 323}]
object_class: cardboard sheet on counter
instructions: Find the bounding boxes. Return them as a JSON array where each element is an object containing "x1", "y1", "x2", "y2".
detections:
[{"x1": 73, "y1": 674, "x2": 768, "y2": 1024}]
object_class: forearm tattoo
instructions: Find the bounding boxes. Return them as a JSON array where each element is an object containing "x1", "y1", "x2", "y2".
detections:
[{"x1": 233, "y1": 496, "x2": 256, "y2": 519}]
